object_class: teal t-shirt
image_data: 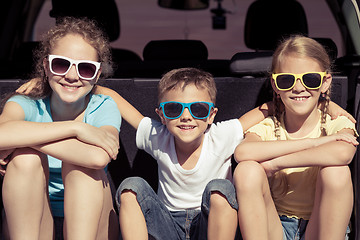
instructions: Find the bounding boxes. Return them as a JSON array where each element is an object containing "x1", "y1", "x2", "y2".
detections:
[{"x1": 7, "y1": 94, "x2": 121, "y2": 217}]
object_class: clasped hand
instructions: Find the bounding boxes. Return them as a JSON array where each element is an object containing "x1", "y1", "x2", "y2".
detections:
[
  {"x1": 75, "y1": 123, "x2": 120, "y2": 161},
  {"x1": 0, "y1": 149, "x2": 15, "y2": 176}
]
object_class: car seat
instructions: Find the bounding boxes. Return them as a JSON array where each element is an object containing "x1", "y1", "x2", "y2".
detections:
[
  {"x1": 143, "y1": 39, "x2": 208, "y2": 61},
  {"x1": 229, "y1": 0, "x2": 308, "y2": 77},
  {"x1": 12, "y1": 0, "x2": 143, "y2": 79},
  {"x1": 139, "y1": 39, "x2": 211, "y2": 77},
  {"x1": 244, "y1": 0, "x2": 308, "y2": 51},
  {"x1": 50, "y1": 0, "x2": 120, "y2": 41},
  {"x1": 230, "y1": 0, "x2": 338, "y2": 77},
  {"x1": 141, "y1": 39, "x2": 230, "y2": 77},
  {"x1": 51, "y1": 0, "x2": 141, "y2": 58}
]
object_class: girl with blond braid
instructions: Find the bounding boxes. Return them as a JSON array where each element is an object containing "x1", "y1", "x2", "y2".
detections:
[{"x1": 233, "y1": 35, "x2": 358, "y2": 240}]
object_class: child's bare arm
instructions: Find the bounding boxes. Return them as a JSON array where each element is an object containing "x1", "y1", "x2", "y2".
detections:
[
  {"x1": 262, "y1": 129, "x2": 358, "y2": 176},
  {"x1": 235, "y1": 129, "x2": 358, "y2": 164},
  {"x1": 238, "y1": 102, "x2": 270, "y2": 132},
  {"x1": 16, "y1": 80, "x2": 144, "y2": 129},
  {"x1": 94, "y1": 86, "x2": 144, "y2": 129},
  {"x1": 238, "y1": 100, "x2": 356, "y2": 135},
  {"x1": 0, "y1": 101, "x2": 120, "y2": 168}
]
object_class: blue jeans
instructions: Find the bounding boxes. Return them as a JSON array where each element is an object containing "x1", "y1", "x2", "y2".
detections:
[
  {"x1": 115, "y1": 177, "x2": 239, "y2": 240},
  {"x1": 281, "y1": 215, "x2": 350, "y2": 240}
]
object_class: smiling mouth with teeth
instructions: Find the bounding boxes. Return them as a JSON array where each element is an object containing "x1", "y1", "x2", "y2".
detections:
[
  {"x1": 179, "y1": 126, "x2": 195, "y2": 130},
  {"x1": 62, "y1": 84, "x2": 78, "y2": 90},
  {"x1": 292, "y1": 96, "x2": 309, "y2": 101}
]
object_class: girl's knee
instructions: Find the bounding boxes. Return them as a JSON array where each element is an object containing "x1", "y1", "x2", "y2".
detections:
[
  {"x1": 234, "y1": 161, "x2": 265, "y2": 178},
  {"x1": 62, "y1": 162, "x2": 110, "y2": 184},
  {"x1": 8, "y1": 147, "x2": 46, "y2": 172},
  {"x1": 233, "y1": 161, "x2": 267, "y2": 191},
  {"x1": 319, "y1": 166, "x2": 352, "y2": 191}
]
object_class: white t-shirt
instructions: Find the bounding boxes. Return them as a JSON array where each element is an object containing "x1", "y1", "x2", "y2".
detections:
[{"x1": 136, "y1": 117, "x2": 243, "y2": 211}]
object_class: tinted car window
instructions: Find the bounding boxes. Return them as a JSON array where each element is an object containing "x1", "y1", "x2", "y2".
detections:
[{"x1": 33, "y1": 0, "x2": 343, "y2": 59}]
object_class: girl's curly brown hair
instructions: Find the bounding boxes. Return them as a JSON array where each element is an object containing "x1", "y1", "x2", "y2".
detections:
[{"x1": 29, "y1": 16, "x2": 113, "y2": 98}]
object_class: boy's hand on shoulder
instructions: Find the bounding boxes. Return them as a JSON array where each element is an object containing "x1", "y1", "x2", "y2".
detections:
[
  {"x1": 239, "y1": 102, "x2": 272, "y2": 132},
  {"x1": 326, "y1": 101, "x2": 356, "y2": 123},
  {"x1": 93, "y1": 86, "x2": 144, "y2": 130}
]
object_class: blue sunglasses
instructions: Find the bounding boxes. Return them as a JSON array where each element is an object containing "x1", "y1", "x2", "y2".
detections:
[{"x1": 159, "y1": 101, "x2": 214, "y2": 119}]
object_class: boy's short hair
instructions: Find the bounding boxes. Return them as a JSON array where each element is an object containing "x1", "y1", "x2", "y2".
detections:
[{"x1": 158, "y1": 68, "x2": 217, "y2": 104}]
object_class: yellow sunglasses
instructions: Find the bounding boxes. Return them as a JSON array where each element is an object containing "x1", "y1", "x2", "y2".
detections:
[{"x1": 272, "y1": 72, "x2": 326, "y2": 91}]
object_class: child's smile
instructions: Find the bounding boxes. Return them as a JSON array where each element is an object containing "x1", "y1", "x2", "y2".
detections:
[
  {"x1": 291, "y1": 96, "x2": 309, "y2": 101},
  {"x1": 178, "y1": 124, "x2": 196, "y2": 130}
]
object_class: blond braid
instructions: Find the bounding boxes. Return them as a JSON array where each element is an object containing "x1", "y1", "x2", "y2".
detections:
[
  {"x1": 320, "y1": 89, "x2": 331, "y2": 136},
  {"x1": 273, "y1": 92, "x2": 282, "y2": 140}
]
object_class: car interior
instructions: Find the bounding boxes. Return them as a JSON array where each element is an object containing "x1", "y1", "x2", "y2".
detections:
[{"x1": 0, "y1": 0, "x2": 360, "y2": 239}]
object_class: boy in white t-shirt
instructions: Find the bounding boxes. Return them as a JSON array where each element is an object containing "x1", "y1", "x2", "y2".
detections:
[{"x1": 114, "y1": 67, "x2": 269, "y2": 240}]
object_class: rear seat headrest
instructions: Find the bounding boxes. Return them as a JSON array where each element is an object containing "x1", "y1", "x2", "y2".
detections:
[
  {"x1": 229, "y1": 37, "x2": 338, "y2": 76},
  {"x1": 229, "y1": 51, "x2": 273, "y2": 76},
  {"x1": 50, "y1": 0, "x2": 120, "y2": 42},
  {"x1": 313, "y1": 37, "x2": 338, "y2": 61},
  {"x1": 244, "y1": 0, "x2": 308, "y2": 51}
]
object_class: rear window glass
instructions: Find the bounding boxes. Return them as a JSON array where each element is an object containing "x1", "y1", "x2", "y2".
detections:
[{"x1": 33, "y1": 0, "x2": 343, "y2": 59}]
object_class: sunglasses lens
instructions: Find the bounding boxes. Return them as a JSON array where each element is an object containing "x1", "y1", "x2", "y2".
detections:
[
  {"x1": 276, "y1": 74, "x2": 295, "y2": 90},
  {"x1": 78, "y1": 62, "x2": 97, "y2": 79},
  {"x1": 51, "y1": 57, "x2": 70, "y2": 74},
  {"x1": 163, "y1": 102, "x2": 183, "y2": 118},
  {"x1": 190, "y1": 103, "x2": 210, "y2": 119},
  {"x1": 303, "y1": 73, "x2": 322, "y2": 88}
]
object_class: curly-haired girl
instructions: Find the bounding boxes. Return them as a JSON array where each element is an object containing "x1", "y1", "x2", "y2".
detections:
[{"x1": 1, "y1": 17, "x2": 120, "y2": 240}]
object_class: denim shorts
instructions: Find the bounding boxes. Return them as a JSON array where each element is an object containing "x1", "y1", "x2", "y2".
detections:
[
  {"x1": 280, "y1": 215, "x2": 350, "y2": 240},
  {"x1": 115, "y1": 177, "x2": 238, "y2": 240},
  {"x1": 281, "y1": 215, "x2": 307, "y2": 240}
]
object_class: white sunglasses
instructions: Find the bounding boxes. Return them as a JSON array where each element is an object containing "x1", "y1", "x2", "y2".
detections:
[{"x1": 48, "y1": 55, "x2": 101, "y2": 80}]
